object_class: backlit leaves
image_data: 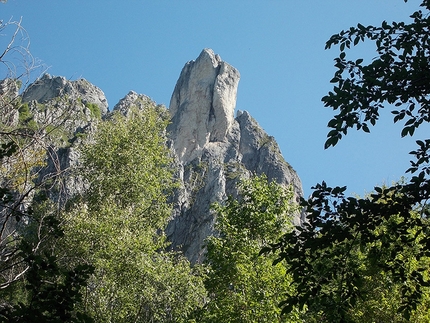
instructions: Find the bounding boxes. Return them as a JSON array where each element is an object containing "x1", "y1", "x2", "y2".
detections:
[
  {"x1": 271, "y1": 1, "x2": 430, "y2": 321},
  {"x1": 323, "y1": 0, "x2": 430, "y2": 148}
]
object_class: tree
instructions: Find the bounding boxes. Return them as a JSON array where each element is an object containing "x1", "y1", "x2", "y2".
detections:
[
  {"x1": 267, "y1": 0, "x2": 430, "y2": 321},
  {"x1": 0, "y1": 19, "x2": 94, "y2": 322},
  {"x1": 345, "y1": 206, "x2": 430, "y2": 323},
  {"x1": 0, "y1": 18, "x2": 42, "y2": 87},
  {"x1": 0, "y1": 20, "x2": 42, "y2": 287},
  {"x1": 62, "y1": 104, "x2": 206, "y2": 323},
  {"x1": 199, "y1": 175, "x2": 302, "y2": 323}
]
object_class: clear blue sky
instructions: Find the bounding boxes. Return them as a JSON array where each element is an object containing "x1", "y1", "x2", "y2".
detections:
[{"x1": 1, "y1": 0, "x2": 425, "y2": 197}]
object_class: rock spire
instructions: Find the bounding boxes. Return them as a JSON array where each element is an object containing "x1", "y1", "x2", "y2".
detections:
[
  {"x1": 166, "y1": 49, "x2": 304, "y2": 262},
  {"x1": 169, "y1": 48, "x2": 240, "y2": 162}
]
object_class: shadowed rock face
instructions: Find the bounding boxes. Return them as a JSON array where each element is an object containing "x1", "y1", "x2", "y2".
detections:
[
  {"x1": 17, "y1": 75, "x2": 109, "y2": 205},
  {"x1": 166, "y1": 49, "x2": 304, "y2": 263}
]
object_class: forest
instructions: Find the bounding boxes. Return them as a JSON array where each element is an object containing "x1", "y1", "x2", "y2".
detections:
[{"x1": 1, "y1": 1, "x2": 430, "y2": 322}]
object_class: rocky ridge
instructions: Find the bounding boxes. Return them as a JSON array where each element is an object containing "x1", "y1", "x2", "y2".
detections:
[{"x1": 13, "y1": 49, "x2": 304, "y2": 263}]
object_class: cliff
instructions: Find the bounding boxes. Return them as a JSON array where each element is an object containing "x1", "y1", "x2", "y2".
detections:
[
  {"x1": 7, "y1": 49, "x2": 303, "y2": 263},
  {"x1": 166, "y1": 49, "x2": 303, "y2": 262}
]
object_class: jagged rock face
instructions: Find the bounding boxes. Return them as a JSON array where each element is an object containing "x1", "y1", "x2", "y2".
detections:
[
  {"x1": 20, "y1": 73, "x2": 109, "y2": 145},
  {"x1": 166, "y1": 49, "x2": 304, "y2": 263},
  {"x1": 169, "y1": 49, "x2": 240, "y2": 162},
  {"x1": 19, "y1": 75, "x2": 109, "y2": 204},
  {"x1": 22, "y1": 74, "x2": 108, "y2": 115},
  {"x1": 235, "y1": 110, "x2": 303, "y2": 201},
  {"x1": 112, "y1": 90, "x2": 155, "y2": 116}
]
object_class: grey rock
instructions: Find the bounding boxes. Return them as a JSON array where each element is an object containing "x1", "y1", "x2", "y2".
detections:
[
  {"x1": 22, "y1": 74, "x2": 108, "y2": 115},
  {"x1": 19, "y1": 76, "x2": 107, "y2": 205},
  {"x1": 166, "y1": 49, "x2": 304, "y2": 263},
  {"x1": 169, "y1": 49, "x2": 240, "y2": 163},
  {"x1": 112, "y1": 90, "x2": 155, "y2": 116},
  {"x1": 0, "y1": 78, "x2": 19, "y2": 99},
  {"x1": 236, "y1": 111, "x2": 303, "y2": 205},
  {"x1": 0, "y1": 79, "x2": 20, "y2": 126}
]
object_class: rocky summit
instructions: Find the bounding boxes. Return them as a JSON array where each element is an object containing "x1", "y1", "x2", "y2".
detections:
[
  {"x1": 13, "y1": 49, "x2": 304, "y2": 263},
  {"x1": 166, "y1": 49, "x2": 304, "y2": 262}
]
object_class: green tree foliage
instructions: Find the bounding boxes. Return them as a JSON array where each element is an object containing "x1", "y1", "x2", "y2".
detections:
[
  {"x1": 0, "y1": 132, "x2": 93, "y2": 323},
  {"x1": 346, "y1": 209, "x2": 430, "y2": 323},
  {"x1": 80, "y1": 104, "x2": 173, "y2": 230},
  {"x1": 0, "y1": 18, "x2": 94, "y2": 321},
  {"x1": 62, "y1": 105, "x2": 206, "y2": 323},
  {"x1": 199, "y1": 175, "x2": 302, "y2": 323},
  {"x1": 268, "y1": 1, "x2": 430, "y2": 321}
]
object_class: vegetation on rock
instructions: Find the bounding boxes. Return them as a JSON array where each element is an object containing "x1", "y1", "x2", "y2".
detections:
[{"x1": 61, "y1": 105, "x2": 207, "y2": 323}]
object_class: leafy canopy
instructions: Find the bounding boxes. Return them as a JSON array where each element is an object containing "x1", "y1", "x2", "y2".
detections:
[
  {"x1": 268, "y1": 1, "x2": 430, "y2": 321},
  {"x1": 323, "y1": 0, "x2": 430, "y2": 148},
  {"x1": 62, "y1": 104, "x2": 206, "y2": 323},
  {"x1": 200, "y1": 175, "x2": 302, "y2": 323}
]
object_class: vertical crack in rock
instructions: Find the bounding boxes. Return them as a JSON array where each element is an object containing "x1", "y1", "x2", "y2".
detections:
[{"x1": 168, "y1": 48, "x2": 240, "y2": 163}]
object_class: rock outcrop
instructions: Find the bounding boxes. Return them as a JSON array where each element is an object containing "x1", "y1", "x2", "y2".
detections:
[
  {"x1": 169, "y1": 49, "x2": 240, "y2": 162},
  {"x1": 112, "y1": 90, "x2": 156, "y2": 116},
  {"x1": 22, "y1": 74, "x2": 108, "y2": 115},
  {"x1": 20, "y1": 75, "x2": 109, "y2": 204},
  {"x1": 166, "y1": 49, "x2": 303, "y2": 263}
]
